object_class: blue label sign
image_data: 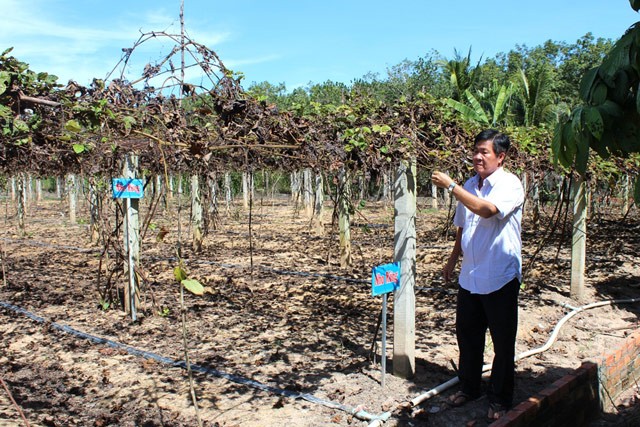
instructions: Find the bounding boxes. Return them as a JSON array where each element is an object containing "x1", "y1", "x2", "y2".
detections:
[
  {"x1": 112, "y1": 178, "x2": 144, "y2": 199},
  {"x1": 371, "y1": 262, "x2": 400, "y2": 296}
]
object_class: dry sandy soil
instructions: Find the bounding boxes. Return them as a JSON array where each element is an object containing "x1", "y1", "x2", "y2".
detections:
[{"x1": 0, "y1": 194, "x2": 639, "y2": 427}]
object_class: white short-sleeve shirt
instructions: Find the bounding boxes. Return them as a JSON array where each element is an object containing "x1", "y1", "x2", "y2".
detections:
[{"x1": 453, "y1": 167, "x2": 524, "y2": 294}]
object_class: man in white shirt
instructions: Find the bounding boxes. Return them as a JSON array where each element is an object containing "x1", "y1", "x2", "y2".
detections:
[{"x1": 431, "y1": 129, "x2": 524, "y2": 422}]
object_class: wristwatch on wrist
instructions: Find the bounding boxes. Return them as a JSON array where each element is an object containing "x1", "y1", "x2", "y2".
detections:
[{"x1": 447, "y1": 182, "x2": 456, "y2": 193}]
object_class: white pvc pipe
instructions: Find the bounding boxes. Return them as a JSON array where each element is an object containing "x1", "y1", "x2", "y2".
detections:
[{"x1": 409, "y1": 297, "x2": 640, "y2": 408}]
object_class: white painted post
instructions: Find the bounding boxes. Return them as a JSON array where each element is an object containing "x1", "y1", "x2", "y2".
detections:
[
  {"x1": 431, "y1": 181, "x2": 438, "y2": 210},
  {"x1": 314, "y1": 172, "x2": 324, "y2": 218},
  {"x1": 570, "y1": 175, "x2": 587, "y2": 301},
  {"x1": 303, "y1": 168, "x2": 313, "y2": 217},
  {"x1": 36, "y1": 179, "x2": 42, "y2": 203},
  {"x1": 10, "y1": 176, "x2": 16, "y2": 201},
  {"x1": 123, "y1": 155, "x2": 140, "y2": 320},
  {"x1": 22, "y1": 175, "x2": 28, "y2": 215},
  {"x1": 393, "y1": 158, "x2": 417, "y2": 378},
  {"x1": 191, "y1": 174, "x2": 203, "y2": 252},
  {"x1": 242, "y1": 172, "x2": 249, "y2": 209},
  {"x1": 26, "y1": 174, "x2": 33, "y2": 202},
  {"x1": 291, "y1": 171, "x2": 301, "y2": 206},
  {"x1": 67, "y1": 174, "x2": 77, "y2": 224},
  {"x1": 532, "y1": 174, "x2": 541, "y2": 230},
  {"x1": 224, "y1": 172, "x2": 232, "y2": 215},
  {"x1": 56, "y1": 176, "x2": 62, "y2": 199},
  {"x1": 382, "y1": 171, "x2": 391, "y2": 201}
]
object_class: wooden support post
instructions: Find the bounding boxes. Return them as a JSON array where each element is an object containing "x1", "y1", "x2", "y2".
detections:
[
  {"x1": 338, "y1": 169, "x2": 352, "y2": 268},
  {"x1": 67, "y1": 174, "x2": 77, "y2": 224},
  {"x1": 123, "y1": 155, "x2": 140, "y2": 321},
  {"x1": 393, "y1": 158, "x2": 417, "y2": 378},
  {"x1": 191, "y1": 175, "x2": 203, "y2": 252},
  {"x1": 570, "y1": 175, "x2": 587, "y2": 301},
  {"x1": 207, "y1": 174, "x2": 219, "y2": 231},
  {"x1": 622, "y1": 174, "x2": 630, "y2": 215},
  {"x1": 89, "y1": 180, "x2": 100, "y2": 244}
]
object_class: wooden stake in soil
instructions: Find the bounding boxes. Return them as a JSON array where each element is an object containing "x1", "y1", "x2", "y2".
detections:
[
  {"x1": 338, "y1": 169, "x2": 352, "y2": 268},
  {"x1": 393, "y1": 158, "x2": 416, "y2": 379}
]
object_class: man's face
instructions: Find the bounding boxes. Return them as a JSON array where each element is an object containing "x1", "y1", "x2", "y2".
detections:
[{"x1": 473, "y1": 139, "x2": 505, "y2": 179}]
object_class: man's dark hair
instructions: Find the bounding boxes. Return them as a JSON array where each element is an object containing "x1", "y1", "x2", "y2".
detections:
[{"x1": 474, "y1": 129, "x2": 510, "y2": 156}]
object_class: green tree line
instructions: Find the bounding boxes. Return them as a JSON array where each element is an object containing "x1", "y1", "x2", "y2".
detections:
[{"x1": 246, "y1": 33, "x2": 613, "y2": 129}]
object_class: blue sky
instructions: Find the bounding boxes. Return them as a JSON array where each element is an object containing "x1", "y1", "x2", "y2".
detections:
[{"x1": 1, "y1": 0, "x2": 639, "y2": 91}]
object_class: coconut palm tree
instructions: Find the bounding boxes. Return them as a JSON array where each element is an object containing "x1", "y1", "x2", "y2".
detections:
[{"x1": 440, "y1": 48, "x2": 482, "y2": 101}]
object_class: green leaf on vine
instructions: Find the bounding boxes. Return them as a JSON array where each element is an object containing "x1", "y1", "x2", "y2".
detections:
[
  {"x1": 173, "y1": 266, "x2": 188, "y2": 282},
  {"x1": 0, "y1": 71, "x2": 10, "y2": 96},
  {"x1": 122, "y1": 116, "x2": 136, "y2": 132},
  {"x1": 64, "y1": 119, "x2": 82, "y2": 133},
  {"x1": 182, "y1": 279, "x2": 204, "y2": 296},
  {"x1": 72, "y1": 144, "x2": 86, "y2": 154}
]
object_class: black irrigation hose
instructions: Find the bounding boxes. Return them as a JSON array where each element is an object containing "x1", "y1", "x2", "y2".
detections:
[{"x1": 0, "y1": 300, "x2": 391, "y2": 423}]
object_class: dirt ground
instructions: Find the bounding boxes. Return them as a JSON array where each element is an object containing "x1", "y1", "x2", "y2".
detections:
[{"x1": 1, "y1": 193, "x2": 639, "y2": 427}]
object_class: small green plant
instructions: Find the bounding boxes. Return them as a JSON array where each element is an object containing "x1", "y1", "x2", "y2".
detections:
[
  {"x1": 98, "y1": 298, "x2": 110, "y2": 311},
  {"x1": 157, "y1": 306, "x2": 170, "y2": 317},
  {"x1": 173, "y1": 264, "x2": 205, "y2": 295}
]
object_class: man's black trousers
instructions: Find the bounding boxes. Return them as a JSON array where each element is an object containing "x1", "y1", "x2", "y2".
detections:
[{"x1": 456, "y1": 278, "x2": 520, "y2": 407}]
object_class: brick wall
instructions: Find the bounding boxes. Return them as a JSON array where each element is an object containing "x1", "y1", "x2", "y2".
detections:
[
  {"x1": 489, "y1": 328, "x2": 640, "y2": 426},
  {"x1": 598, "y1": 329, "x2": 640, "y2": 411}
]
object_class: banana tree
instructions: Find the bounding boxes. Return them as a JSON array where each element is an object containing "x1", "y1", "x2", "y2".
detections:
[{"x1": 445, "y1": 83, "x2": 514, "y2": 126}]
